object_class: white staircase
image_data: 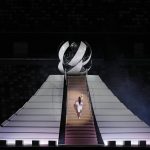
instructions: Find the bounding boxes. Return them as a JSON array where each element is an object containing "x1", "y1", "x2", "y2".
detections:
[
  {"x1": 86, "y1": 75, "x2": 150, "y2": 146},
  {"x1": 0, "y1": 75, "x2": 64, "y2": 146}
]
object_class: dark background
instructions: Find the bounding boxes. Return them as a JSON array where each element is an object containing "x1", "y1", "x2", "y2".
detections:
[
  {"x1": 0, "y1": 1, "x2": 150, "y2": 148},
  {"x1": 0, "y1": 0, "x2": 150, "y2": 59}
]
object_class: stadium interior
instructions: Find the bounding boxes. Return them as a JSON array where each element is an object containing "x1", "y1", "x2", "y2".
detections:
[{"x1": 0, "y1": 0, "x2": 150, "y2": 149}]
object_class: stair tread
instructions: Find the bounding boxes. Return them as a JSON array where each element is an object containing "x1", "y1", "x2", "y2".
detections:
[
  {"x1": 66, "y1": 125, "x2": 95, "y2": 128},
  {"x1": 65, "y1": 128, "x2": 96, "y2": 131},
  {"x1": 65, "y1": 76, "x2": 98, "y2": 145},
  {"x1": 65, "y1": 134, "x2": 97, "y2": 138},
  {"x1": 65, "y1": 131, "x2": 96, "y2": 134},
  {"x1": 65, "y1": 138, "x2": 98, "y2": 145}
]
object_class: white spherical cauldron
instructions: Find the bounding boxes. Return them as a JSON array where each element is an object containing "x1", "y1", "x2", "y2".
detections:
[{"x1": 58, "y1": 41, "x2": 92, "y2": 74}]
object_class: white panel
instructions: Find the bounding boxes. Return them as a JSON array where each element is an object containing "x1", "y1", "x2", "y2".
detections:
[
  {"x1": 98, "y1": 121, "x2": 149, "y2": 127},
  {"x1": 102, "y1": 133, "x2": 150, "y2": 139},
  {"x1": 0, "y1": 133, "x2": 59, "y2": 139},
  {"x1": 53, "y1": 89, "x2": 63, "y2": 96},
  {"x1": 99, "y1": 127, "x2": 150, "y2": 133},
  {"x1": 41, "y1": 81, "x2": 64, "y2": 89},
  {"x1": 91, "y1": 89, "x2": 114, "y2": 96},
  {"x1": 29, "y1": 96, "x2": 62, "y2": 103},
  {"x1": 36, "y1": 89, "x2": 63, "y2": 96},
  {"x1": 91, "y1": 96, "x2": 120, "y2": 102},
  {"x1": 46, "y1": 75, "x2": 64, "y2": 82},
  {"x1": 9, "y1": 115, "x2": 61, "y2": 121},
  {"x1": 86, "y1": 75, "x2": 102, "y2": 82},
  {"x1": 88, "y1": 82, "x2": 107, "y2": 89},
  {"x1": 23, "y1": 102, "x2": 62, "y2": 109},
  {"x1": 0, "y1": 127, "x2": 59, "y2": 133},
  {"x1": 93, "y1": 102, "x2": 126, "y2": 109},
  {"x1": 95, "y1": 115, "x2": 141, "y2": 122},
  {"x1": 94, "y1": 109, "x2": 133, "y2": 115},
  {"x1": 35, "y1": 89, "x2": 53, "y2": 95},
  {"x1": 4, "y1": 121, "x2": 60, "y2": 127},
  {"x1": 16, "y1": 108, "x2": 61, "y2": 115}
]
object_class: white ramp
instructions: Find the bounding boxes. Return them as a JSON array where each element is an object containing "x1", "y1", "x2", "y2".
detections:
[
  {"x1": 0, "y1": 75, "x2": 64, "y2": 146},
  {"x1": 86, "y1": 75, "x2": 150, "y2": 146}
]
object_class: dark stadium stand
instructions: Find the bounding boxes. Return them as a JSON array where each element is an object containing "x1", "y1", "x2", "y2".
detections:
[{"x1": 0, "y1": 0, "x2": 149, "y2": 32}]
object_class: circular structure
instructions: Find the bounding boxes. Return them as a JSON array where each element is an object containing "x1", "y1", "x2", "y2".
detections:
[{"x1": 58, "y1": 41, "x2": 92, "y2": 74}]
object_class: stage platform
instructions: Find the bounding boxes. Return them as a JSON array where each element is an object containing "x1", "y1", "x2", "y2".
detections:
[
  {"x1": 87, "y1": 75, "x2": 150, "y2": 146},
  {"x1": 0, "y1": 75, "x2": 150, "y2": 147}
]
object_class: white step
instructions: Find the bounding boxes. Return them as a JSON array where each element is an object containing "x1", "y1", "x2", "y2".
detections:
[
  {"x1": 100, "y1": 127, "x2": 150, "y2": 133},
  {"x1": 94, "y1": 109, "x2": 133, "y2": 115},
  {"x1": 95, "y1": 115, "x2": 141, "y2": 122},
  {"x1": 0, "y1": 127, "x2": 59, "y2": 133},
  {"x1": 41, "y1": 81, "x2": 64, "y2": 89},
  {"x1": 23, "y1": 102, "x2": 62, "y2": 109},
  {"x1": 9, "y1": 115, "x2": 61, "y2": 121},
  {"x1": 93, "y1": 102, "x2": 126, "y2": 109},
  {"x1": 3, "y1": 121, "x2": 60, "y2": 127},
  {"x1": 90, "y1": 89, "x2": 114, "y2": 96},
  {"x1": 91, "y1": 95, "x2": 120, "y2": 102},
  {"x1": 29, "y1": 96, "x2": 62, "y2": 103},
  {"x1": 0, "y1": 133, "x2": 59, "y2": 139},
  {"x1": 86, "y1": 75, "x2": 102, "y2": 82},
  {"x1": 35, "y1": 89, "x2": 63, "y2": 96},
  {"x1": 16, "y1": 108, "x2": 61, "y2": 115},
  {"x1": 87, "y1": 81, "x2": 107, "y2": 89},
  {"x1": 46, "y1": 75, "x2": 64, "y2": 82},
  {"x1": 102, "y1": 133, "x2": 150, "y2": 139},
  {"x1": 98, "y1": 121, "x2": 149, "y2": 127}
]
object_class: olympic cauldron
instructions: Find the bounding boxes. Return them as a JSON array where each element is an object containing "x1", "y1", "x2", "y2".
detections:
[{"x1": 58, "y1": 41, "x2": 92, "y2": 75}]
